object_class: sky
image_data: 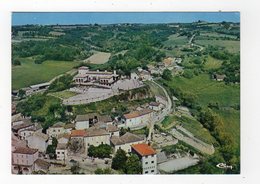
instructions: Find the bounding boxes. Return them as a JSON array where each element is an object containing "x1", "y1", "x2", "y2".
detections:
[{"x1": 12, "y1": 12, "x2": 240, "y2": 25}]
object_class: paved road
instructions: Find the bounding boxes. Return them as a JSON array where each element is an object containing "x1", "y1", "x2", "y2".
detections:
[{"x1": 147, "y1": 80, "x2": 173, "y2": 141}]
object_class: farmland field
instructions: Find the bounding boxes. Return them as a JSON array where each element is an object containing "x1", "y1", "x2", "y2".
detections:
[
  {"x1": 195, "y1": 39, "x2": 240, "y2": 53},
  {"x1": 204, "y1": 56, "x2": 223, "y2": 70},
  {"x1": 12, "y1": 57, "x2": 79, "y2": 90},
  {"x1": 200, "y1": 32, "x2": 237, "y2": 39},
  {"x1": 84, "y1": 51, "x2": 111, "y2": 64},
  {"x1": 164, "y1": 34, "x2": 189, "y2": 46},
  {"x1": 166, "y1": 74, "x2": 240, "y2": 108}
]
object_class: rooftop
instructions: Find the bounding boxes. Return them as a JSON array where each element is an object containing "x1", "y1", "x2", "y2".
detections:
[
  {"x1": 13, "y1": 147, "x2": 38, "y2": 155},
  {"x1": 32, "y1": 132, "x2": 48, "y2": 141},
  {"x1": 30, "y1": 82, "x2": 50, "y2": 89},
  {"x1": 107, "y1": 124, "x2": 119, "y2": 132},
  {"x1": 99, "y1": 115, "x2": 113, "y2": 123},
  {"x1": 52, "y1": 122, "x2": 65, "y2": 128},
  {"x1": 131, "y1": 143, "x2": 156, "y2": 156},
  {"x1": 78, "y1": 66, "x2": 89, "y2": 70},
  {"x1": 123, "y1": 109, "x2": 153, "y2": 119},
  {"x1": 71, "y1": 130, "x2": 87, "y2": 137},
  {"x1": 75, "y1": 113, "x2": 99, "y2": 122},
  {"x1": 12, "y1": 121, "x2": 33, "y2": 131},
  {"x1": 86, "y1": 127, "x2": 110, "y2": 137},
  {"x1": 111, "y1": 132, "x2": 144, "y2": 146}
]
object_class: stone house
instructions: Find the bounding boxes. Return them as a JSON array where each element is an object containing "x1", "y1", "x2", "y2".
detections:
[
  {"x1": 12, "y1": 147, "x2": 39, "y2": 174},
  {"x1": 123, "y1": 109, "x2": 153, "y2": 129}
]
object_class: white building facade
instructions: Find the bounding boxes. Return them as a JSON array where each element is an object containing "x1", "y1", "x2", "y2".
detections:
[{"x1": 131, "y1": 143, "x2": 157, "y2": 175}]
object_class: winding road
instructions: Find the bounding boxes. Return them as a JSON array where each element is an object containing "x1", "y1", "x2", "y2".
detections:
[{"x1": 147, "y1": 80, "x2": 173, "y2": 141}]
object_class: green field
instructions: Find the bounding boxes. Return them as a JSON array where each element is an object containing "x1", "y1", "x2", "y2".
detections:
[
  {"x1": 166, "y1": 74, "x2": 240, "y2": 107},
  {"x1": 214, "y1": 109, "x2": 240, "y2": 147},
  {"x1": 164, "y1": 74, "x2": 240, "y2": 147},
  {"x1": 164, "y1": 34, "x2": 189, "y2": 46},
  {"x1": 200, "y1": 32, "x2": 237, "y2": 39},
  {"x1": 204, "y1": 56, "x2": 223, "y2": 70},
  {"x1": 12, "y1": 57, "x2": 79, "y2": 90},
  {"x1": 49, "y1": 90, "x2": 78, "y2": 99},
  {"x1": 195, "y1": 39, "x2": 240, "y2": 53}
]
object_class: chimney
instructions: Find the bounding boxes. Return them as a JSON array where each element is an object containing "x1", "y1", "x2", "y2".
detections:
[{"x1": 114, "y1": 70, "x2": 116, "y2": 75}]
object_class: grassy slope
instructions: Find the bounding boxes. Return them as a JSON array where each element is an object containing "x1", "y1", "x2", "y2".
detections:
[
  {"x1": 32, "y1": 96, "x2": 61, "y2": 117},
  {"x1": 12, "y1": 57, "x2": 79, "y2": 90},
  {"x1": 165, "y1": 74, "x2": 240, "y2": 146},
  {"x1": 167, "y1": 74, "x2": 240, "y2": 107},
  {"x1": 195, "y1": 39, "x2": 240, "y2": 53},
  {"x1": 164, "y1": 34, "x2": 189, "y2": 46},
  {"x1": 204, "y1": 56, "x2": 223, "y2": 70}
]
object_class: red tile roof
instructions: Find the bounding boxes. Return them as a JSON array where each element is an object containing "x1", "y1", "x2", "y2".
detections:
[
  {"x1": 70, "y1": 130, "x2": 86, "y2": 137},
  {"x1": 131, "y1": 143, "x2": 156, "y2": 156}
]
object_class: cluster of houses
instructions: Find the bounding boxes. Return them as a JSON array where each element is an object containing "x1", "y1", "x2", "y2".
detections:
[
  {"x1": 129, "y1": 57, "x2": 183, "y2": 82},
  {"x1": 11, "y1": 104, "x2": 160, "y2": 174}
]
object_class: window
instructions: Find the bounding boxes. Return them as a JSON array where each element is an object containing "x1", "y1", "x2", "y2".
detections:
[
  {"x1": 151, "y1": 161, "x2": 154, "y2": 164},
  {"x1": 145, "y1": 171, "x2": 148, "y2": 174},
  {"x1": 145, "y1": 162, "x2": 148, "y2": 164},
  {"x1": 57, "y1": 152, "x2": 60, "y2": 154},
  {"x1": 151, "y1": 170, "x2": 154, "y2": 173},
  {"x1": 145, "y1": 156, "x2": 148, "y2": 158}
]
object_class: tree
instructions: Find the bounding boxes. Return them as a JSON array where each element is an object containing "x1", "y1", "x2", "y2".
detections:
[
  {"x1": 12, "y1": 58, "x2": 21, "y2": 66},
  {"x1": 125, "y1": 154, "x2": 142, "y2": 174},
  {"x1": 162, "y1": 69, "x2": 172, "y2": 81},
  {"x1": 46, "y1": 137, "x2": 58, "y2": 159},
  {"x1": 18, "y1": 89, "x2": 26, "y2": 98},
  {"x1": 111, "y1": 149, "x2": 128, "y2": 170},
  {"x1": 94, "y1": 168, "x2": 112, "y2": 174},
  {"x1": 88, "y1": 144, "x2": 113, "y2": 158}
]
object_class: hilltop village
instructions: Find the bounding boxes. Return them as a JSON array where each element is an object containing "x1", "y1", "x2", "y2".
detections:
[{"x1": 12, "y1": 22, "x2": 240, "y2": 174}]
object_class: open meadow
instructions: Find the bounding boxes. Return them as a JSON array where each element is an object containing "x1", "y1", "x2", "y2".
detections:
[
  {"x1": 84, "y1": 51, "x2": 111, "y2": 64},
  {"x1": 12, "y1": 57, "x2": 79, "y2": 90},
  {"x1": 164, "y1": 74, "x2": 240, "y2": 148}
]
